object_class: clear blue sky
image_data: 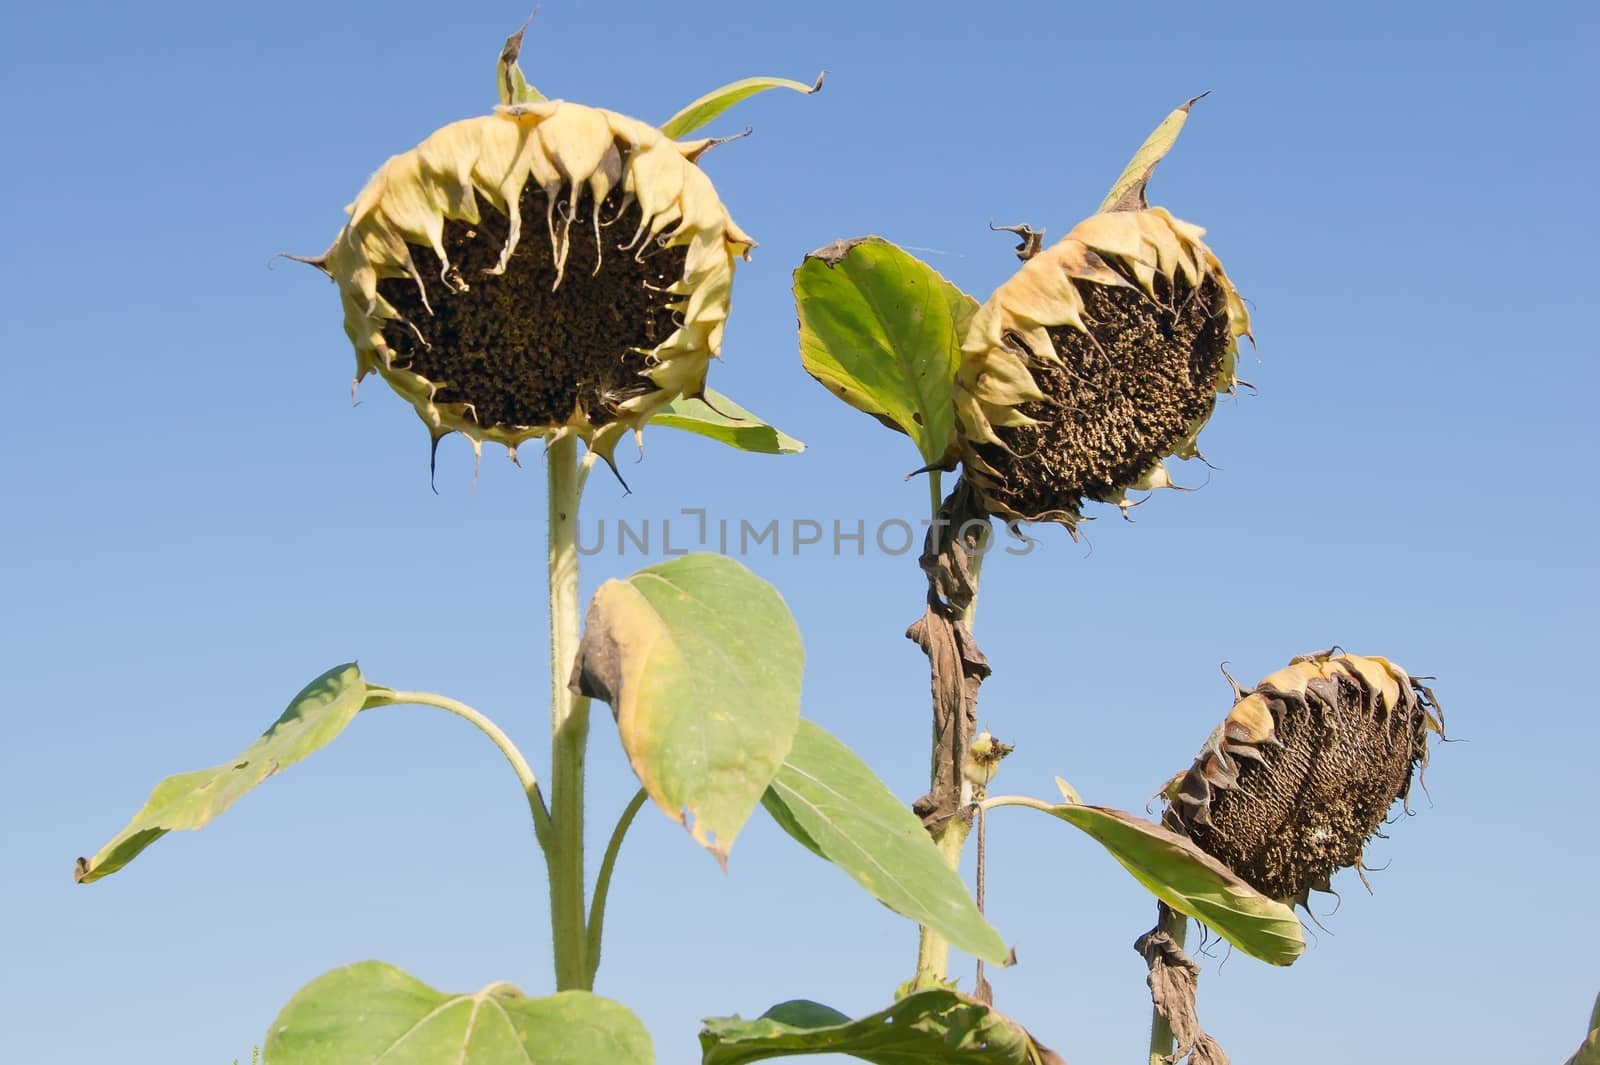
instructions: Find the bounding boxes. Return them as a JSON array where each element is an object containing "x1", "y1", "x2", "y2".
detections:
[{"x1": 3, "y1": 2, "x2": 1596, "y2": 1063}]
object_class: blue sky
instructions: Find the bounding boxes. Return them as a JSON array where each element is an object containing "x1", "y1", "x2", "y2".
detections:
[{"x1": 2, "y1": 2, "x2": 1596, "y2": 1063}]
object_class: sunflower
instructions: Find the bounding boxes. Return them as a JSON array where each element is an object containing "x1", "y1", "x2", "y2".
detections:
[
  {"x1": 303, "y1": 27, "x2": 814, "y2": 474},
  {"x1": 1163, "y1": 650, "x2": 1444, "y2": 906},
  {"x1": 953, "y1": 192, "x2": 1249, "y2": 527}
]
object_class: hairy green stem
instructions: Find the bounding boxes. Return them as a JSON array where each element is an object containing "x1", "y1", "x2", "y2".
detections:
[
  {"x1": 546, "y1": 435, "x2": 592, "y2": 991},
  {"x1": 1147, "y1": 905, "x2": 1186, "y2": 1065},
  {"x1": 366, "y1": 688, "x2": 551, "y2": 852},
  {"x1": 913, "y1": 814, "x2": 972, "y2": 988},
  {"x1": 585, "y1": 787, "x2": 648, "y2": 986}
]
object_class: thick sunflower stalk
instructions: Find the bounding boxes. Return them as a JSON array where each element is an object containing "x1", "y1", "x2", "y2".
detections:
[{"x1": 297, "y1": 26, "x2": 815, "y2": 993}]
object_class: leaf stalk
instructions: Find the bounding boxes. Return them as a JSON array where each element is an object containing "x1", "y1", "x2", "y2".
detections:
[
  {"x1": 366, "y1": 688, "x2": 552, "y2": 852},
  {"x1": 586, "y1": 787, "x2": 649, "y2": 986}
]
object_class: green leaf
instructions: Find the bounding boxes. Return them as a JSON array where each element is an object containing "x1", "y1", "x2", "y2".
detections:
[
  {"x1": 650, "y1": 387, "x2": 805, "y2": 455},
  {"x1": 700, "y1": 990, "x2": 1063, "y2": 1065},
  {"x1": 75, "y1": 664, "x2": 368, "y2": 884},
  {"x1": 1098, "y1": 93, "x2": 1208, "y2": 213},
  {"x1": 266, "y1": 961, "x2": 652, "y2": 1064},
  {"x1": 573, "y1": 554, "x2": 804, "y2": 867},
  {"x1": 1564, "y1": 993, "x2": 1600, "y2": 1065},
  {"x1": 763, "y1": 720, "x2": 1010, "y2": 965},
  {"x1": 795, "y1": 237, "x2": 976, "y2": 465},
  {"x1": 660, "y1": 73, "x2": 823, "y2": 140},
  {"x1": 1024, "y1": 784, "x2": 1304, "y2": 965},
  {"x1": 496, "y1": 21, "x2": 545, "y2": 106}
]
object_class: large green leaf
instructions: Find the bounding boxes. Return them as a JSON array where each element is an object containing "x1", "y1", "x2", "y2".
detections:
[
  {"x1": 651, "y1": 387, "x2": 805, "y2": 455},
  {"x1": 1020, "y1": 783, "x2": 1304, "y2": 965},
  {"x1": 75, "y1": 664, "x2": 368, "y2": 883},
  {"x1": 1098, "y1": 93, "x2": 1207, "y2": 213},
  {"x1": 762, "y1": 720, "x2": 1009, "y2": 965},
  {"x1": 795, "y1": 237, "x2": 977, "y2": 465},
  {"x1": 660, "y1": 73, "x2": 823, "y2": 140},
  {"x1": 573, "y1": 553, "x2": 804, "y2": 866},
  {"x1": 266, "y1": 961, "x2": 651, "y2": 1064},
  {"x1": 700, "y1": 991, "x2": 1063, "y2": 1065}
]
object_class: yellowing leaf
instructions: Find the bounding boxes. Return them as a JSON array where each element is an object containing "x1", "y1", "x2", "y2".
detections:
[
  {"x1": 75, "y1": 664, "x2": 368, "y2": 884},
  {"x1": 1028, "y1": 791, "x2": 1305, "y2": 966},
  {"x1": 573, "y1": 554, "x2": 803, "y2": 866},
  {"x1": 1565, "y1": 993, "x2": 1600, "y2": 1065},
  {"x1": 495, "y1": 20, "x2": 545, "y2": 106},
  {"x1": 651, "y1": 387, "x2": 805, "y2": 455},
  {"x1": 660, "y1": 73, "x2": 823, "y2": 140},
  {"x1": 1099, "y1": 93, "x2": 1208, "y2": 213}
]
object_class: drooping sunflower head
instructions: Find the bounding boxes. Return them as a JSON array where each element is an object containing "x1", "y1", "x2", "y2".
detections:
[
  {"x1": 1163, "y1": 650, "x2": 1444, "y2": 907},
  {"x1": 303, "y1": 29, "x2": 816, "y2": 475},
  {"x1": 953, "y1": 206, "x2": 1250, "y2": 527}
]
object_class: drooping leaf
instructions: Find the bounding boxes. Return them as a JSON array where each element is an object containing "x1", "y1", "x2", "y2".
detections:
[
  {"x1": 762, "y1": 720, "x2": 1010, "y2": 965},
  {"x1": 265, "y1": 961, "x2": 651, "y2": 1064},
  {"x1": 573, "y1": 554, "x2": 804, "y2": 866},
  {"x1": 75, "y1": 664, "x2": 368, "y2": 884},
  {"x1": 1098, "y1": 93, "x2": 1208, "y2": 213},
  {"x1": 660, "y1": 73, "x2": 824, "y2": 140},
  {"x1": 700, "y1": 990, "x2": 1063, "y2": 1065},
  {"x1": 495, "y1": 20, "x2": 545, "y2": 105},
  {"x1": 1024, "y1": 783, "x2": 1304, "y2": 966},
  {"x1": 1137, "y1": 915, "x2": 1231, "y2": 1065},
  {"x1": 651, "y1": 388, "x2": 805, "y2": 455},
  {"x1": 796, "y1": 237, "x2": 977, "y2": 465}
]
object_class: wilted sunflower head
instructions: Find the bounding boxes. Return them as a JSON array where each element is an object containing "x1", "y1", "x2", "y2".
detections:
[
  {"x1": 304, "y1": 33, "x2": 766, "y2": 474},
  {"x1": 952, "y1": 206, "x2": 1250, "y2": 528},
  {"x1": 1163, "y1": 650, "x2": 1444, "y2": 907}
]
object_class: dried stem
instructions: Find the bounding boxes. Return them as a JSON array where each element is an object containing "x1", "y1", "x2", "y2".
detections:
[
  {"x1": 1138, "y1": 902, "x2": 1229, "y2": 1065},
  {"x1": 908, "y1": 477, "x2": 993, "y2": 988}
]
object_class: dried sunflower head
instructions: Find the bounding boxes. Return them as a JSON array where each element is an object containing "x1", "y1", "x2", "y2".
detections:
[
  {"x1": 1163, "y1": 651, "x2": 1444, "y2": 907},
  {"x1": 953, "y1": 206, "x2": 1249, "y2": 527},
  {"x1": 301, "y1": 29, "x2": 808, "y2": 475}
]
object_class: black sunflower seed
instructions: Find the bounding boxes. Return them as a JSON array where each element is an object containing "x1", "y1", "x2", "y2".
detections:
[{"x1": 376, "y1": 184, "x2": 687, "y2": 433}]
